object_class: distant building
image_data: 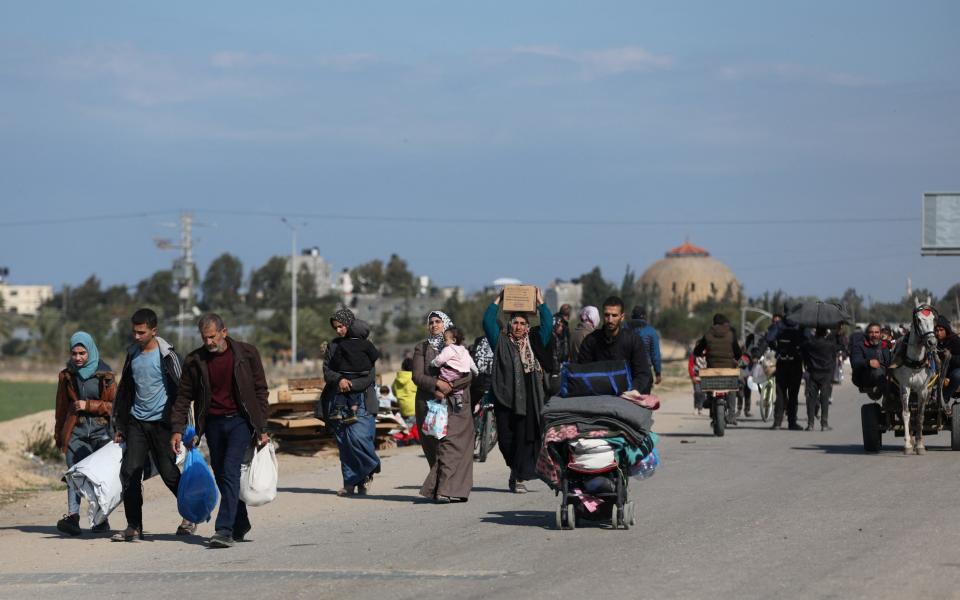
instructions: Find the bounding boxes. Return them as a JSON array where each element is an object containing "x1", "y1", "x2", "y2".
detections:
[
  {"x1": 0, "y1": 283, "x2": 54, "y2": 316},
  {"x1": 545, "y1": 280, "x2": 582, "y2": 313},
  {"x1": 290, "y1": 247, "x2": 333, "y2": 297},
  {"x1": 637, "y1": 240, "x2": 741, "y2": 310}
]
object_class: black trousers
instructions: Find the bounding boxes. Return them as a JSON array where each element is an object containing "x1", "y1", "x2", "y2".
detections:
[
  {"x1": 119, "y1": 418, "x2": 181, "y2": 530},
  {"x1": 774, "y1": 361, "x2": 803, "y2": 427},
  {"x1": 806, "y1": 371, "x2": 833, "y2": 427}
]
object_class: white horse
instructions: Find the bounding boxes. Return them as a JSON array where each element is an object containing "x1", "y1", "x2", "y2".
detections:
[{"x1": 889, "y1": 297, "x2": 939, "y2": 455}]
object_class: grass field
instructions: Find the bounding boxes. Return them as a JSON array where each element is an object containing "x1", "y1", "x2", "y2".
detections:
[{"x1": 0, "y1": 381, "x2": 56, "y2": 422}]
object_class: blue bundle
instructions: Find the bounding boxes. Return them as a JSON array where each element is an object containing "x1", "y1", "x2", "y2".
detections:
[{"x1": 176, "y1": 427, "x2": 218, "y2": 523}]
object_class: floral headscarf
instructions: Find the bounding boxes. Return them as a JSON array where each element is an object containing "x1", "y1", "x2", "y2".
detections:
[
  {"x1": 331, "y1": 308, "x2": 356, "y2": 331},
  {"x1": 426, "y1": 311, "x2": 453, "y2": 353}
]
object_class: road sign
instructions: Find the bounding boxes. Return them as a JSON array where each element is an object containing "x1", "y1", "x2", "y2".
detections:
[{"x1": 921, "y1": 193, "x2": 960, "y2": 256}]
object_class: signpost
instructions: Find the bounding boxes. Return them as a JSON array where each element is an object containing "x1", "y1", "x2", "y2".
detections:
[{"x1": 921, "y1": 193, "x2": 960, "y2": 256}]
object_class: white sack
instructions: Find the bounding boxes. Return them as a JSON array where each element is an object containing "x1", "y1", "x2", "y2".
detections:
[
  {"x1": 63, "y1": 441, "x2": 123, "y2": 527},
  {"x1": 239, "y1": 443, "x2": 278, "y2": 507}
]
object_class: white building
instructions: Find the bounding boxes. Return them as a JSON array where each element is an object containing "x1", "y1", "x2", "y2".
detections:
[
  {"x1": 545, "y1": 280, "x2": 582, "y2": 313},
  {"x1": 0, "y1": 284, "x2": 54, "y2": 316}
]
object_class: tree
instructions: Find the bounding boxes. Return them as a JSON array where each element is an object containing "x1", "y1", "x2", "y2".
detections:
[
  {"x1": 384, "y1": 254, "x2": 417, "y2": 296},
  {"x1": 135, "y1": 270, "x2": 179, "y2": 317},
  {"x1": 202, "y1": 253, "x2": 243, "y2": 311},
  {"x1": 578, "y1": 267, "x2": 617, "y2": 309},
  {"x1": 350, "y1": 260, "x2": 385, "y2": 294},
  {"x1": 248, "y1": 256, "x2": 288, "y2": 310}
]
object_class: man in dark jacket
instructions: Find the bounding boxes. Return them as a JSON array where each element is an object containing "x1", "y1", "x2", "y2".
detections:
[
  {"x1": 935, "y1": 316, "x2": 960, "y2": 402},
  {"x1": 801, "y1": 327, "x2": 840, "y2": 431},
  {"x1": 771, "y1": 317, "x2": 805, "y2": 430},
  {"x1": 171, "y1": 313, "x2": 270, "y2": 548},
  {"x1": 693, "y1": 314, "x2": 743, "y2": 424},
  {"x1": 628, "y1": 306, "x2": 662, "y2": 393},
  {"x1": 112, "y1": 308, "x2": 194, "y2": 542},
  {"x1": 850, "y1": 322, "x2": 890, "y2": 398},
  {"x1": 578, "y1": 296, "x2": 652, "y2": 394}
]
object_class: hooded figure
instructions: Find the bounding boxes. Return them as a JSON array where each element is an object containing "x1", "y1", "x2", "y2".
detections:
[{"x1": 569, "y1": 305, "x2": 600, "y2": 363}]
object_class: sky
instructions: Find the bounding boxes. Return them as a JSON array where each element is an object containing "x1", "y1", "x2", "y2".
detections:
[{"x1": 1, "y1": 1, "x2": 958, "y2": 303}]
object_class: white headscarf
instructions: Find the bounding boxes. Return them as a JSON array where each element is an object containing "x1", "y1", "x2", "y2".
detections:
[
  {"x1": 579, "y1": 305, "x2": 600, "y2": 328},
  {"x1": 426, "y1": 311, "x2": 453, "y2": 353}
]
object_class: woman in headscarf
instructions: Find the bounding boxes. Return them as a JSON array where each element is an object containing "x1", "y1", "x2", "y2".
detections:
[
  {"x1": 483, "y1": 288, "x2": 553, "y2": 493},
  {"x1": 412, "y1": 310, "x2": 474, "y2": 502},
  {"x1": 568, "y1": 305, "x2": 599, "y2": 362},
  {"x1": 321, "y1": 308, "x2": 381, "y2": 496},
  {"x1": 54, "y1": 331, "x2": 117, "y2": 536}
]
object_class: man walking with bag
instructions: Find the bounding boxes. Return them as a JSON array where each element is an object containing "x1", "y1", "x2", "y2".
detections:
[
  {"x1": 171, "y1": 313, "x2": 270, "y2": 548},
  {"x1": 112, "y1": 308, "x2": 194, "y2": 542}
]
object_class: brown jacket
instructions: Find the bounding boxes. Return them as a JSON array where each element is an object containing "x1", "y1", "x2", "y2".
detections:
[
  {"x1": 54, "y1": 368, "x2": 116, "y2": 453},
  {"x1": 171, "y1": 337, "x2": 270, "y2": 439}
]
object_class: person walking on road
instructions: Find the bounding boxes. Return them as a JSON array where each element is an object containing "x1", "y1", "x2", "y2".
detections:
[
  {"x1": 412, "y1": 310, "x2": 474, "y2": 503},
  {"x1": 484, "y1": 290, "x2": 553, "y2": 494},
  {"x1": 801, "y1": 327, "x2": 840, "y2": 431},
  {"x1": 321, "y1": 309, "x2": 382, "y2": 497},
  {"x1": 170, "y1": 314, "x2": 270, "y2": 548},
  {"x1": 54, "y1": 331, "x2": 116, "y2": 536},
  {"x1": 628, "y1": 306, "x2": 662, "y2": 393},
  {"x1": 770, "y1": 315, "x2": 805, "y2": 430},
  {"x1": 577, "y1": 296, "x2": 652, "y2": 394},
  {"x1": 568, "y1": 305, "x2": 599, "y2": 362},
  {"x1": 111, "y1": 308, "x2": 194, "y2": 542}
]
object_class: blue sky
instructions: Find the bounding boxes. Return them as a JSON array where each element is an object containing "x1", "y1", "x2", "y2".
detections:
[{"x1": 1, "y1": 1, "x2": 958, "y2": 302}]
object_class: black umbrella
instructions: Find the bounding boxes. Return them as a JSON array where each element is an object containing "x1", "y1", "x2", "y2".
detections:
[{"x1": 786, "y1": 302, "x2": 853, "y2": 328}]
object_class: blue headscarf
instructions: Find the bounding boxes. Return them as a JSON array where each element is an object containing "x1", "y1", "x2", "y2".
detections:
[{"x1": 69, "y1": 331, "x2": 100, "y2": 380}]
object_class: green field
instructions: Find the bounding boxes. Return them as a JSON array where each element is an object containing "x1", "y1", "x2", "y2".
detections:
[{"x1": 0, "y1": 381, "x2": 57, "y2": 422}]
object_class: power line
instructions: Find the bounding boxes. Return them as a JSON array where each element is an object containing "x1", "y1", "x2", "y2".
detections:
[{"x1": 0, "y1": 209, "x2": 919, "y2": 228}]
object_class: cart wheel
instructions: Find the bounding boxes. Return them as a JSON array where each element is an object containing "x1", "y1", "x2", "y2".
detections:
[
  {"x1": 566, "y1": 504, "x2": 576, "y2": 530},
  {"x1": 627, "y1": 501, "x2": 636, "y2": 526},
  {"x1": 618, "y1": 504, "x2": 630, "y2": 530},
  {"x1": 951, "y1": 404, "x2": 960, "y2": 451},
  {"x1": 610, "y1": 504, "x2": 619, "y2": 529},
  {"x1": 861, "y1": 403, "x2": 882, "y2": 453},
  {"x1": 759, "y1": 389, "x2": 771, "y2": 422},
  {"x1": 555, "y1": 506, "x2": 565, "y2": 530}
]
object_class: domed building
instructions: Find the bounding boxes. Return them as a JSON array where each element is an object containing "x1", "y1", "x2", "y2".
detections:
[{"x1": 637, "y1": 241, "x2": 741, "y2": 310}]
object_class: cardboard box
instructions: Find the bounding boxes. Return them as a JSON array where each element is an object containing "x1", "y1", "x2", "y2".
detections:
[{"x1": 502, "y1": 285, "x2": 537, "y2": 313}]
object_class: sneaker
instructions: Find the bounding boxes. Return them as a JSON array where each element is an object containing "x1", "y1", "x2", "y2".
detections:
[
  {"x1": 209, "y1": 532, "x2": 235, "y2": 548},
  {"x1": 770, "y1": 424, "x2": 782, "y2": 430},
  {"x1": 788, "y1": 423, "x2": 804, "y2": 431},
  {"x1": 232, "y1": 524, "x2": 251, "y2": 542},
  {"x1": 744, "y1": 411, "x2": 753, "y2": 418},
  {"x1": 805, "y1": 424, "x2": 815, "y2": 431},
  {"x1": 91, "y1": 519, "x2": 111, "y2": 533},
  {"x1": 821, "y1": 425, "x2": 833, "y2": 432},
  {"x1": 56, "y1": 514, "x2": 81, "y2": 537}
]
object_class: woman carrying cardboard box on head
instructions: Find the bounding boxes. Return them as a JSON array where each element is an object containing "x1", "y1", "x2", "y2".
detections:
[{"x1": 482, "y1": 286, "x2": 553, "y2": 494}]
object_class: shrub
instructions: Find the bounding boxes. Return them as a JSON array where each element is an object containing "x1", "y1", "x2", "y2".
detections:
[{"x1": 22, "y1": 423, "x2": 61, "y2": 463}]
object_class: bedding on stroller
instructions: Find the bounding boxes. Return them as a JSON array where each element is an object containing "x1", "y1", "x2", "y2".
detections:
[{"x1": 537, "y1": 393, "x2": 660, "y2": 530}]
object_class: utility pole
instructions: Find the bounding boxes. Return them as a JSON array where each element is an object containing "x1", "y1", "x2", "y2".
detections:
[
  {"x1": 281, "y1": 218, "x2": 299, "y2": 366},
  {"x1": 155, "y1": 212, "x2": 196, "y2": 348}
]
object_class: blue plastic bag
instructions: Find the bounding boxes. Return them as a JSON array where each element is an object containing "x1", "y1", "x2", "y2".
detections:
[{"x1": 176, "y1": 427, "x2": 218, "y2": 523}]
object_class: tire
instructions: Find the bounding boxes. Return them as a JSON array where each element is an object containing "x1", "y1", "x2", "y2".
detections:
[
  {"x1": 712, "y1": 400, "x2": 726, "y2": 437},
  {"x1": 628, "y1": 502, "x2": 636, "y2": 527},
  {"x1": 861, "y1": 403, "x2": 882, "y2": 453},
  {"x1": 478, "y1": 410, "x2": 496, "y2": 463},
  {"x1": 555, "y1": 506, "x2": 564, "y2": 530},
  {"x1": 611, "y1": 504, "x2": 619, "y2": 530},
  {"x1": 951, "y1": 404, "x2": 960, "y2": 451},
  {"x1": 566, "y1": 504, "x2": 576, "y2": 530}
]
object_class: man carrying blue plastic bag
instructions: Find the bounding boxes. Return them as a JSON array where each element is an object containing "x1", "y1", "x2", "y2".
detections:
[{"x1": 171, "y1": 313, "x2": 270, "y2": 549}]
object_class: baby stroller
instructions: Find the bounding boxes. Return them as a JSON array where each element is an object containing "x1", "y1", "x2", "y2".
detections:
[{"x1": 556, "y1": 437, "x2": 633, "y2": 530}]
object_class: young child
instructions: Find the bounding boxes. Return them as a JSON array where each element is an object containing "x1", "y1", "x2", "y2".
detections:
[
  {"x1": 329, "y1": 320, "x2": 379, "y2": 423},
  {"x1": 430, "y1": 326, "x2": 478, "y2": 409}
]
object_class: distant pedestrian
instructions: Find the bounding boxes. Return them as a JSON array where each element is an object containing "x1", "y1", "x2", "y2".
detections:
[
  {"x1": 170, "y1": 314, "x2": 270, "y2": 548},
  {"x1": 770, "y1": 315, "x2": 805, "y2": 430},
  {"x1": 112, "y1": 308, "x2": 195, "y2": 542},
  {"x1": 568, "y1": 305, "x2": 599, "y2": 363},
  {"x1": 392, "y1": 356, "x2": 418, "y2": 422},
  {"x1": 54, "y1": 331, "x2": 116, "y2": 536},
  {"x1": 935, "y1": 317, "x2": 960, "y2": 402},
  {"x1": 321, "y1": 308, "x2": 381, "y2": 497},
  {"x1": 801, "y1": 327, "x2": 839, "y2": 431},
  {"x1": 413, "y1": 310, "x2": 474, "y2": 502},
  {"x1": 628, "y1": 306, "x2": 662, "y2": 393}
]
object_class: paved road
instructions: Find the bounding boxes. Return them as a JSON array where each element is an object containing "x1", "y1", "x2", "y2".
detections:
[{"x1": 3, "y1": 380, "x2": 960, "y2": 600}]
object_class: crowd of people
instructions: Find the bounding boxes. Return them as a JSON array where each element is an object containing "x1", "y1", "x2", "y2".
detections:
[{"x1": 50, "y1": 294, "x2": 960, "y2": 546}]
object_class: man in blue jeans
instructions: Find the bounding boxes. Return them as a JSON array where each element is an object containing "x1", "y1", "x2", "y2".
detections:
[{"x1": 171, "y1": 313, "x2": 270, "y2": 548}]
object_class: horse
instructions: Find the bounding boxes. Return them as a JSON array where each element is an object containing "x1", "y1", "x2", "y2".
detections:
[{"x1": 888, "y1": 298, "x2": 940, "y2": 455}]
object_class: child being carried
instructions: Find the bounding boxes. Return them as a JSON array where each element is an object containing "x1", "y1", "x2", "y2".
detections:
[
  {"x1": 328, "y1": 320, "x2": 379, "y2": 424},
  {"x1": 429, "y1": 326, "x2": 478, "y2": 409}
]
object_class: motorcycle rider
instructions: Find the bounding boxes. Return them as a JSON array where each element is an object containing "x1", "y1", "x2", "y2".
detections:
[{"x1": 693, "y1": 314, "x2": 742, "y2": 426}]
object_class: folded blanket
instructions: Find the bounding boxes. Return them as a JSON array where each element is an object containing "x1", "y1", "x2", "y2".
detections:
[{"x1": 543, "y1": 394, "x2": 654, "y2": 439}]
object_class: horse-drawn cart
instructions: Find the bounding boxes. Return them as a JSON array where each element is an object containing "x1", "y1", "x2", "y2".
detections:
[{"x1": 860, "y1": 379, "x2": 960, "y2": 452}]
